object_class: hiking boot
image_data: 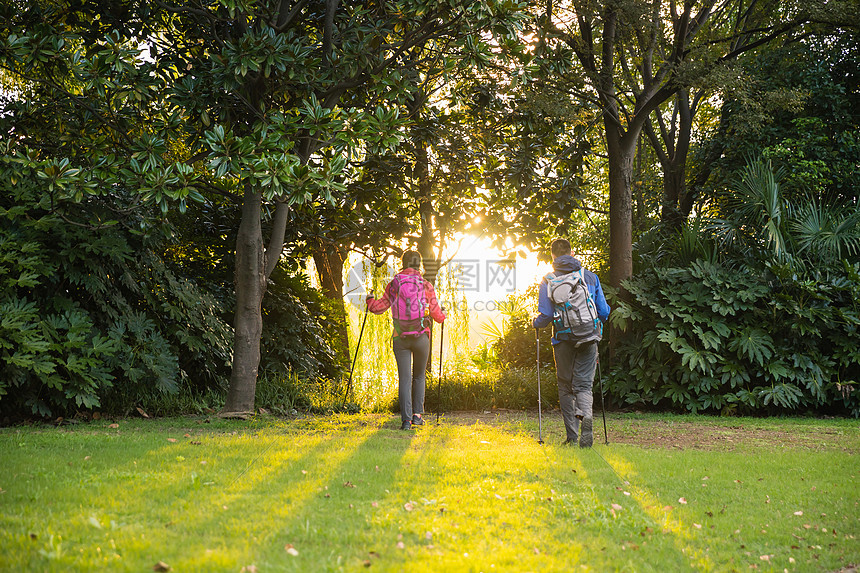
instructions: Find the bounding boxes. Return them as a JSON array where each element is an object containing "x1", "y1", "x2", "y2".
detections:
[
  {"x1": 400, "y1": 420, "x2": 413, "y2": 430},
  {"x1": 411, "y1": 414, "x2": 425, "y2": 426},
  {"x1": 579, "y1": 417, "x2": 593, "y2": 448}
]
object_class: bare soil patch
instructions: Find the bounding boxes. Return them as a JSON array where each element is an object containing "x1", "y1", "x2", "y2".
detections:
[{"x1": 440, "y1": 409, "x2": 860, "y2": 452}]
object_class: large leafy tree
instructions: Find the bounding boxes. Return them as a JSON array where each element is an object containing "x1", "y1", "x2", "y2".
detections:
[
  {"x1": 525, "y1": 0, "x2": 846, "y2": 290},
  {"x1": 0, "y1": 0, "x2": 526, "y2": 416}
]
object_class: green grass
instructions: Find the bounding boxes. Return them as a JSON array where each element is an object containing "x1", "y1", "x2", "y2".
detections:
[{"x1": 0, "y1": 413, "x2": 857, "y2": 572}]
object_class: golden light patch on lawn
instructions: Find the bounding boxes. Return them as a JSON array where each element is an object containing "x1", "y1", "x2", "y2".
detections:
[
  {"x1": 216, "y1": 425, "x2": 383, "y2": 517},
  {"x1": 600, "y1": 449, "x2": 716, "y2": 571},
  {"x1": 365, "y1": 423, "x2": 592, "y2": 570}
]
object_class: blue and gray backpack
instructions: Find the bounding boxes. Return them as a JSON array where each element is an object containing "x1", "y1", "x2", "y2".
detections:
[{"x1": 545, "y1": 269, "x2": 603, "y2": 346}]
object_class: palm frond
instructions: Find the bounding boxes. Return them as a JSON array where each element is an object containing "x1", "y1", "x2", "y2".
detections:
[
  {"x1": 790, "y1": 198, "x2": 860, "y2": 263},
  {"x1": 730, "y1": 157, "x2": 788, "y2": 258}
]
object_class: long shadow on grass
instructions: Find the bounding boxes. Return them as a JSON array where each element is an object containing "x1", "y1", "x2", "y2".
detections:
[
  {"x1": 572, "y1": 446, "x2": 719, "y2": 570},
  {"x1": 149, "y1": 416, "x2": 421, "y2": 569},
  {"x1": 26, "y1": 418, "x2": 397, "y2": 570},
  {"x1": 0, "y1": 421, "x2": 345, "y2": 570},
  {"x1": 250, "y1": 420, "x2": 448, "y2": 569}
]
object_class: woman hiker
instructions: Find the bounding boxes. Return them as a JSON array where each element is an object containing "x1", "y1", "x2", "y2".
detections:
[{"x1": 367, "y1": 250, "x2": 446, "y2": 430}]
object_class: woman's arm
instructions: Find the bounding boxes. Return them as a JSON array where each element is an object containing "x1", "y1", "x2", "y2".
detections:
[
  {"x1": 366, "y1": 281, "x2": 394, "y2": 314},
  {"x1": 425, "y1": 281, "x2": 446, "y2": 323}
]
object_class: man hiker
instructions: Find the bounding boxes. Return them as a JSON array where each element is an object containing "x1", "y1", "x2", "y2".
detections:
[
  {"x1": 367, "y1": 250, "x2": 446, "y2": 430},
  {"x1": 533, "y1": 239, "x2": 611, "y2": 447}
]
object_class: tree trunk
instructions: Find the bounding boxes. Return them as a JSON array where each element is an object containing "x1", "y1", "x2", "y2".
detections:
[
  {"x1": 605, "y1": 123, "x2": 637, "y2": 292},
  {"x1": 222, "y1": 184, "x2": 267, "y2": 416},
  {"x1": 313, "y1": 245, "x2": 350, "y2": 365},
  {"x1": 654, "y1": 91, "x2": 694, "y2": 228}
]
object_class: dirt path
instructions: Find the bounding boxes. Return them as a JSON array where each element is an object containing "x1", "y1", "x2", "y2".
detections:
[{"x1": 440, "y1": 410, "x2": 860, "y2": 452}]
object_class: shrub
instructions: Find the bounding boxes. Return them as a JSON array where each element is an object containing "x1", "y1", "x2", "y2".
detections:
[
  {"x1": 609, "y1": 259, "x2": 860, "y2": 416},
  {"x1": 0, "y1": 166, "x2": 233, "y2": 418}
]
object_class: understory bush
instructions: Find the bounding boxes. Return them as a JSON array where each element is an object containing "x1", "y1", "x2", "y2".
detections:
[
  {"x1": 0, "y1": 162, "x2": 344, "y2": 419},
  {"x1": 609, "y1": 259, "x2": 860, "y2": 416},
  {"x1": 415, "y1": 361, "x2": 558, "y2": 413},
  {"x1": 0, "y1": 166, "x2": 234, "y2": 419},
  {"x1": 260, "y1": 267, "x2": 347, "y2": 382}
]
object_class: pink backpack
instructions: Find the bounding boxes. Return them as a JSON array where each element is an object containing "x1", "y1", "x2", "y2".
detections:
[{"x1": 389, "y1": 273, "x2": 428, "y2": 337}]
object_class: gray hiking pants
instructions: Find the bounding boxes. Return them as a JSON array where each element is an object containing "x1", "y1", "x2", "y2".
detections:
[
  {"x1": 392, "y1": 333, "x2": 431, "y2": 423},
  {"x1": 552, "y1": 340, "x2": 598, "y2": 443}
]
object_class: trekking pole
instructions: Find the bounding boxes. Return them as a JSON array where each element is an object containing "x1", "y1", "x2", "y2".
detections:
[
  {"x1": 535, "y1": 327, "x2": 544, "y2": 445},
  {"x1": 597, "y1": 354, "x2": 609, "y2": 445},
  {"x1": 437, "y1": 309, "x2": 445, "y2": 424},
  {"x1": 344, "y1": 292, "x2": 371, "y2": 405}
]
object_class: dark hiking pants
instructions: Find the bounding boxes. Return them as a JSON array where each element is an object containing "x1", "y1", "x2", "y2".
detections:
[
  {"x1": 393, "y1": 333, "x2": 430, "y2": 423},
  {"x1": 552, "y1": 340, "x2": 598, "y2": 444}
]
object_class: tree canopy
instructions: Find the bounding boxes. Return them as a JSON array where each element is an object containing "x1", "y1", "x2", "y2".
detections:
[{"x1": 1, "y1": 0, "x2": 857, "y2": 418}]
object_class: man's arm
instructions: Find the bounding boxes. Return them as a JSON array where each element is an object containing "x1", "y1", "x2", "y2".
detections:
[
  {"x1": 532, "y1": 279, "x2": 554, "y2": 329},
  {"x1": 592, "y1": 276, "x2": 611, "y2": 322}
]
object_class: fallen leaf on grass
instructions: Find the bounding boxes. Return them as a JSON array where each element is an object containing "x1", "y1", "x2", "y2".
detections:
[
  {"x1": 611, "y1": 503, "x2": 623, "y2": 511},
  {"x1": 284, "y1": 544, "x2": 299, "y2": 556},
  {"x1": 794, "y1": 511, "x2": 803, "y2": 516},
  {"x1": 153, "y1": 562, "x2": 171, "y2": 572},
  {"x1": 108, "y1": 423, "x2": 119, "y2": 429},
  {"x1": 344, "y1": 481, "x2": 356, "y2": 488},
  {"x1": 404, "y1": 502, "x2": 414, "y2": 512},
  {"x1": 396, "y1": 541, "x2": 405, "y2": 549},
  {"x1": 371, "y1": 502, "x2": 378, "y2": 508},
  {"x1": 240, "y1": 566, "x2": 258, "y2": 573},
  {"x1": 679, "y1": 497, "x2": 687, "y2": 504},
  {"x1": 167, "y1": 438, "x2": 177, "y2": 443},
  {"x1": 136, "y1": 407, "x2": 150, "y2": 418},
  {"x1": 363, "y1": 560, "x2": 372, "y2": 567},
  {"x1": 693, "y1": 523, "x2": 702, "y2": 529}
]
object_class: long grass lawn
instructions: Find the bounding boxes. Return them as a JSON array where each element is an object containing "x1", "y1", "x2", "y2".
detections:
[{"x1": 1, "y1": 412, "x2": 857, "y2": 572}]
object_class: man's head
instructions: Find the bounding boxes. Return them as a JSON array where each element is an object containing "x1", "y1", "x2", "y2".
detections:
[
  {"x1": 550, "y1": 238, "x2": 571, "y2": 259},
  {"x1": 402, "y1": 250, "x2": 422, "y2": 270}
]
